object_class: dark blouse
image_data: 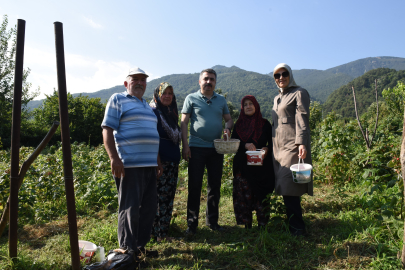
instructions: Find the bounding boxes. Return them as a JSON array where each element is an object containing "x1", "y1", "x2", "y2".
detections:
[
  {"x1": 153, "y1": 108, "x2": 181, "y2": 163},
  {"x1": 231, "y1": 120, "x2": 275, "y2": 202}
]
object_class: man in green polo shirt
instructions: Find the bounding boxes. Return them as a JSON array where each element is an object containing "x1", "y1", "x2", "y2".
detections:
[{"x1": 181, "y1": 68, "x2": 234, "y2": 235}]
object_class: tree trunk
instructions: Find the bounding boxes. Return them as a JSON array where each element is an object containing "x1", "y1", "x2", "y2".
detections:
[{"x1": 401, "y1": 107, "x2": 405, "y2": 267}]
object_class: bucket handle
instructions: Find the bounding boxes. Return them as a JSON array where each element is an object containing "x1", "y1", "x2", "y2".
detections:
[{"x1": 298, "y1": 158, "x2": 305, "y2": 172}]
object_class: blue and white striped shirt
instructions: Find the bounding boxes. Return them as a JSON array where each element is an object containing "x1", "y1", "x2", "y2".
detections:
[{"x1": 101, "y1": 92, "x2": 159, "y2": 168}]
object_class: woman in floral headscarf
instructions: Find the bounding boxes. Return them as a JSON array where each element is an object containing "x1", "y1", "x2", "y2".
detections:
[
  {"x1": 231, "y1": 95, "x2": 275, "y2": 229},
  {"x1": 149, "y1": 82, "x2": 181, "y2": 242}
]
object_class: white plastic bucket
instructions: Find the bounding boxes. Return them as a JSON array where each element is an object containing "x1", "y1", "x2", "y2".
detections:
[
  {"x1": 246, "y1": 150, "x2": 265, "y2": 166},
  {"x1": 79, "y1": 240, "x2": 97, "y2": 264},
  {"x1": 290, "y1": 158, "x2": 312, "y2": 184}
]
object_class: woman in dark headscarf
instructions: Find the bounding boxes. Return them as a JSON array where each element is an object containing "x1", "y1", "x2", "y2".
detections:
[
  {"x1": 231, "y1": 95, "x2": 275, "y2": 229},
  {"x1": 149, "y1": 82, "x2": 181, "y2": 242},
  {"x1": 271, "y1": 63, "x2": 312, "y2": 236}
]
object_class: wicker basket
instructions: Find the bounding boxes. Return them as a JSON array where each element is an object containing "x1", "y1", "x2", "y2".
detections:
[{"x1": 214, "y1": 134, "x2": 240, "y2": 154}]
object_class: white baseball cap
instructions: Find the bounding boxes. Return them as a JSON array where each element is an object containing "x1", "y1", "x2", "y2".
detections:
[{"x1": 127, "y1": 67, "x2": 149, "y2": 77}]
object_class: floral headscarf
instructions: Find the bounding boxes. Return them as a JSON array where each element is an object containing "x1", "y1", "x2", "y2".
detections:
[{"x1": 149, "y1": 82, "x2": 181, "y2": 145}]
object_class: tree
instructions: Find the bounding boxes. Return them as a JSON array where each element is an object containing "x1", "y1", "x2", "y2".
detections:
[
  {"x1": 0, "y1": 15, "x2": 38, "y2": 148},
  {"x1": 382, "y1": 81, "x2": 405, "y2": 115},
  {"x1": 309, "y1": 101, "x2": 322, "y2": 131},
  {"x1": 32, "y1": 90, "x2": 106, "y2": 146},
  {"x1": 400, "y1": 92, "x2": 405, "y2": 267},
  {"x1": 215, "y1": 88, "x2": 240, "y2": 121}
]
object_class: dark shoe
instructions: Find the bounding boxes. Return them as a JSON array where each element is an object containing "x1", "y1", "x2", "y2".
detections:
[
  {"x1": 245, "y1": 223, "x2": 252, "y2": 229},
  {"x1": 290, "y1": 227, "x2": 307, "y2": 237},
  {"x1": 137, "y1": 247, "x2": 159, "y2": 258},
  {"x1": 185, "y1": 227, "x2": 196, "y2": 236},
  {"x1": 137, "y1": 260, "x2": 149, "y2": 269},
  {"x1": 209, "y1": 224, "x2": 225, "y2": 232}
]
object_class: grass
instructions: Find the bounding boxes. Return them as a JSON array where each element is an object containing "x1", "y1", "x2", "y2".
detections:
[{"x1": 0, "y1": 177, "x2": 404, "y2": 269}]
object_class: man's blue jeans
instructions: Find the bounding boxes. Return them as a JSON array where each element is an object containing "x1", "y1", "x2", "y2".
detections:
[
  {"x1": 114, "y1": 167, "x2": 157, "y2": 250},
  {"x1": 187, "y1": 147, "x2": 224, "y2": 229}
]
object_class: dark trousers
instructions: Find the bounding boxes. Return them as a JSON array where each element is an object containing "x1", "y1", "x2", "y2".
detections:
[
  {"x1": 114, "y1": 167, "x2": 157, "y2": 250},
  {"x1": 187, "y1": 147, "x2": 224, "y2": 229},
  {"x1": 283, "y1": 195, "x2": 305, "y2": 231}
]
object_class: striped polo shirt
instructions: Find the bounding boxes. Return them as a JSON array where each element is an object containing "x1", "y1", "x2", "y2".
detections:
[{"x1": 101, "y1": 92, "x2": 159, "y2": 168}]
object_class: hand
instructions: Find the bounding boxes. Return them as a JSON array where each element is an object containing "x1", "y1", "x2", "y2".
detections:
[
  {"x1": 156, "y1": 163, "x2": 163, "y2": 179},
  {"x1": 223, "y1": 129, "x2": 231, "y2": 140},
  {"x1": 111, "y1": 157, "x2": 125, "y2": 178},
  {"x1": 298, "y1": 145, "x2": 307, "y2": 159},
  {"x1": 262, "y1": 147, "x2": 268, "y2": 158},
  {"x1": 182, "y1": 145, "x2": 191, "y2": 161},
  {"x1": 245, "y1": 143, "x2": 256, "y2": 151}
]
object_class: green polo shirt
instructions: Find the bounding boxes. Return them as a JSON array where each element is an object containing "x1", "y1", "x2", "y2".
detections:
[{"x1": 182, "y1": 90, "x2": 230, "y2": 148}]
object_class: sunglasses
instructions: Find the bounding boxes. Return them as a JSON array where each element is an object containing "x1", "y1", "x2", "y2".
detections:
[{"x1": 274, "y1": 71, "x2": 289, "y2": 79}]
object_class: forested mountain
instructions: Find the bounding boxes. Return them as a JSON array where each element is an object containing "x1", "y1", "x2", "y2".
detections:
[
  {"x1": 142, "y1": 65, "x2": 280, "y2": 118},
  {"x1": 29, "y1": 66, "x2": 281, "y2": 118},
  {"x1": 323, "y1": 68, "x2": 405, "y2": 118},
  {"x1": 276, "y1": 57, "x2": 405, "y2": 102},
  {"x1": 27, "y1": 56, "x2": 405, "y2": 117},
  {"x1": 292, "y1": 70, "x2": 354, "y2": 102},
  {"x1": 326, "y1": 56, "x2": 405, "y2": 77}
]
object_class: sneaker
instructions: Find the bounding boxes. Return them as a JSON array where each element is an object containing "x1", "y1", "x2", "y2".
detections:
[
  {"x1": 209, "y1": 224, "x2": 225, "y2": 232},
  {"x1": 185, "y1": 227, "x2": 196, "y2": 236}
]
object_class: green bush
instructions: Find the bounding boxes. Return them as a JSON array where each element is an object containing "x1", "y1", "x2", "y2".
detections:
[
  {"x1": 32, "y1": 90, "x2": 106, "y2": 147},
  {"x1": 0, "y1": 143, "x2": 115, "y2": 225}
]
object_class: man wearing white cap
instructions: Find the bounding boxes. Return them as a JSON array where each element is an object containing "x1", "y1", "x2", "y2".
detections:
[{"x1": 101, "y1": 67, "x2": 163, "y2": 258}]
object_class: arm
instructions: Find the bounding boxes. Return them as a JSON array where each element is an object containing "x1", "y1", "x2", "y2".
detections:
[
  {"x1": 298, "y1": 145, "x2": 307, "y2": 159},
  {"x1": 231, "y1": 124, "x2": 256, "y2": 151},
  {"x1": 232, "y1": 126, "x2": 245, "y2": 152},
  {"x1": 223, "y1": 113, "x2": 234, "y2": 139},
  {"x1": 262, "y1": 121, "x2": 272, "y2": 158},
  {"x1": 181, "y1": 113, "x2": 191, "y2": 161},
  {"x1": 102, "y1": 126, "x2": 125, "y2": 178},
  {"x1": 295, "y1": 90, "x2": 310, "y2": 160},
  {"x1": 156, "y1": 153, "x2": 163, "y2": 178}
]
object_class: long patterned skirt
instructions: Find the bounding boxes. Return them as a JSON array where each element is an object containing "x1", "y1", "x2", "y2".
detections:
[
  {"x1": 233, "y1": 173, "x2": 269, "y2": 226},
  {"x1": 152, "y1": 161, "x2": 179, "y2": 238}
]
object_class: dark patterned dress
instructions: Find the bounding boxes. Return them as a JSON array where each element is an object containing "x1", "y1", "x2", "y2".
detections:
[
  {"x1": 151, "y1": 90, "x2": 181, "y2": 239},
  {"x1": 152, "y1": 161, "x2": 179, "y2": 238},
  {"x1": 231, "y1": 96, "x2": 275, "y2": 227},
  {"x1": 233, "y1": 173, "x2": 270, "y2": 226}
]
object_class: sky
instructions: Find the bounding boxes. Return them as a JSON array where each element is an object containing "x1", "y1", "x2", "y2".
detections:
[{"x1": 1, "y1": 0, "x2": 405, "y2": 99}]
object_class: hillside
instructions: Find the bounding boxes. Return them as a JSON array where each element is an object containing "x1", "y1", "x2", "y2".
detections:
[
  {"x1": 323, "y1": 68, "x2": 405, "y2": 118},
  {"x1": 326, "y1": 56, "x2": 405, "y2": 77},
  {"x1": 28, "y1": 56, "x2": 405, "y2": 118},
  {"x1": 275, "y1": 56, "x2": 405, "y2": 103},
  {"x1": 140, "y1": 65, "x2": 279, "y2": 118}
]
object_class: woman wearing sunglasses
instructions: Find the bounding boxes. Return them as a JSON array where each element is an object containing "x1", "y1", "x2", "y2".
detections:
[
  {"x1": 271, "y1": 63, "x2": 313, "y2": 236},
  {"x1": 231, "y1": 95, "x2": 275, "y2": 230}
]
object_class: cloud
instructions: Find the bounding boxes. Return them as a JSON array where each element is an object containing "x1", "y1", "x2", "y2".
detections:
[
  {"x1": 24, "y1": 46, "x2": 159, "y2": 100},
  {"x1": 83, "y1": 16, "x2": 102, "y2": 29}
]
